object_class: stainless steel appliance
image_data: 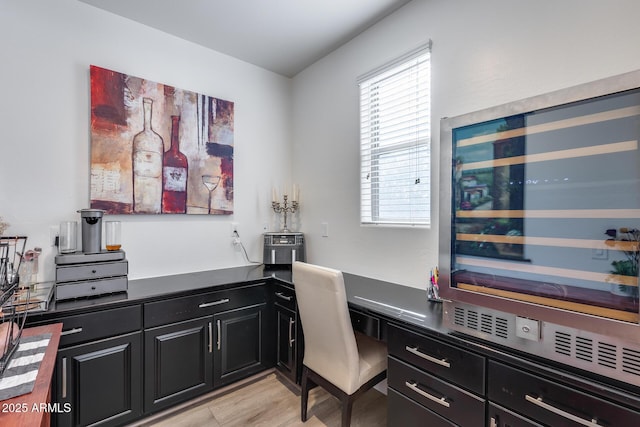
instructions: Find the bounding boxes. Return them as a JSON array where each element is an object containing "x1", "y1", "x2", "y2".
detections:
[
  {"x1": 438, "y1": 69, "x2": 640, "y2": 387},
  {"x1": 79, "y1": 208, "x2": 103, "y2": 254},
  {"x1": 263, "y1": 232, "x2": 305, "y2": 266}
]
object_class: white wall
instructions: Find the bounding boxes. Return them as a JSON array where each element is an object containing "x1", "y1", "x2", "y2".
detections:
[
  {"x1": 0, "y1": 0, "x2": 292, "y2": 281},
  {"x1": 291, "y1": 0, "x2": 640, "y2": 288}
]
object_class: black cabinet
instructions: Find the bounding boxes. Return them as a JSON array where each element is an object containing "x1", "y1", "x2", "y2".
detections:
[
  {"x1": 32, "y1": 305, "x2": 144, "y2": 427},
  {"x1": 488, "y1": 402, "x2": 543, "y2": 427},
  {"x1": 275, "y1": 304, "x2": 297, "y2": 381},
  {"x1": 214, "y1": 303, "x2": 268, "y2": 386},
  {"x1": 488, "y1": 360, "x2": 640, "y2": 426},
  {"x1": 387, "y1": 323, "x2": 486, "y2": 425},
  {"x1": 143, "y1": 283, "x2": 271, "y2": 413},
  {"x1": 271, "y1": 283, "x2": 303, "y2": 384},
  {"x1": 56, "y1": 332, "x2": 142, "y2": 427},
  {"x1": 144, "y1": 316, "x2": 213, "y2": 413}
]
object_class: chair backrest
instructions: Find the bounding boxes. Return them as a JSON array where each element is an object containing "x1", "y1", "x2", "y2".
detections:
[{"x1": 292, "y1": 261, "x2": 360, "y2": 394}]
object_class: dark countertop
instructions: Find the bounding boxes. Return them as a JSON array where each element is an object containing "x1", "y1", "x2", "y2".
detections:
[{"x1": 26, "y1": 264, "x2": 640, "y2": 408}]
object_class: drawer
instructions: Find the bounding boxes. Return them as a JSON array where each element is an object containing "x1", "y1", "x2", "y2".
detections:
[
  {"x1": 57, "y1": 305, "x2": 141, "y2": 347},
  {"x1": 56, "y1": 260, "x2": 128, "y2": 282},
  {"x1": 388, "y1": 323, "x2": 485, "y2": 395},
  {"x1": 350, "y1": 309, "x2": 380, "y2": 339},
  {"x1": 488, "y1": 360, "x2": 640, "y2": 426},
  {"x1": 144, "y1": 284, "x2": 267, "y2": 328},
  {"x1": 388, "y1": 388, "x2": 456, "y2": 427},
  {"x1": 272, "y1": 283, "x2": 296, "y2": 311},
  {"x1": 55, "y1": 276, "x2": 128, "y2": 300},
  {"x1": 488, "y1": 402, "x2": 543, "y2": 427},
  {"x1": 388, "y1": 356, "x2": 485, "y2": 426}
]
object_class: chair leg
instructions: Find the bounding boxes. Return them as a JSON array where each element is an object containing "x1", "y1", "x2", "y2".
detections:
[
  {"x1": 341, "y1": 396, "x2": 354, "y2": 427},
  {"x1": 301, "y1": 366, "x2": 310, "y2": 422}
]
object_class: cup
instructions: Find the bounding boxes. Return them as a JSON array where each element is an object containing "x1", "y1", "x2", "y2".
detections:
[
  {"x1": 59, "y1": 221, "x2": 77, "y2": 254},
  {"x1": 105, "y1": 221, "x2": 121, "y2": 251}
]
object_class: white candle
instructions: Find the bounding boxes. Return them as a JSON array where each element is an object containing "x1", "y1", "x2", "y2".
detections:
[
  {"x1": 293, "y1": 184, "x2": 299, "y2": 202},
  {"x1": 272, "y1": 187, "x2": 277, "y2": 203}
]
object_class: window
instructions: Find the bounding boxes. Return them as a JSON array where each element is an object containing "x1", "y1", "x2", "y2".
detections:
[{"x1": 359, "y1": 42, "x2": 431, "y2": 226}]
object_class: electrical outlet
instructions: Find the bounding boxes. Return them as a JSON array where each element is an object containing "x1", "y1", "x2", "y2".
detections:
[
  {"x1": 230, "y1": 222, "x2": 239, "y2": 237},
  {"x1": 49, "y1": 225, "x2": 59, "y2": 246}
]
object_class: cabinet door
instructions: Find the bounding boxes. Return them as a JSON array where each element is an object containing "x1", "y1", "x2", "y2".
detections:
[
  {"x1": 144, "y1": 317, "x2": 213, "y2": 412},
  {"x1": 55, "y1": 331, "x2": 142, "y2": 427},
  {"x1": 275, "y1": 304, "x2": 297, "y2": 382},
  {"x1": 214, "y1": 303, "x2": 267, "y2": 387}
]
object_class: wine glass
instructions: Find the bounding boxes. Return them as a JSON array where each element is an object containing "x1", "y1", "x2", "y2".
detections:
[{"x1": 202, "y1": 175, "x2": 221, "y2": 214}]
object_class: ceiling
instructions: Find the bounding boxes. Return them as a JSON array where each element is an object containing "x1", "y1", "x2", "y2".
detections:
[{"x1": 79, "y1": 0, "x2": 412, "y2": 77}]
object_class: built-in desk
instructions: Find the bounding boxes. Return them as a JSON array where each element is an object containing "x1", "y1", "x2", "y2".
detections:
[{"x1": 24, "y1": 265, "x2": 640, "y2": 426}]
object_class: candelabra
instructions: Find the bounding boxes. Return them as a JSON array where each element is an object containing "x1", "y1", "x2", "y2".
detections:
[{"x1": 272, "y1": 195, "x2": 298, "y2": 232}]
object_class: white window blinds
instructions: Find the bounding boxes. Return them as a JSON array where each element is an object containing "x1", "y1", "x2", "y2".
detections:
[{"x1": 359, "y1": 43, "x2": 431, "y2": 226}]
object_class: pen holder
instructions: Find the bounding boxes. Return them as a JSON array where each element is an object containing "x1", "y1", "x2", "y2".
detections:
[{"x1": 427, "y1": 267, "x2": 442, "y2": 303}]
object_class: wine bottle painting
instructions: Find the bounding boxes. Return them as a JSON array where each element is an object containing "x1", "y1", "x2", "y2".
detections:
[{"x1": 89, "y1": 65, "x2": 234, "y2": 215}]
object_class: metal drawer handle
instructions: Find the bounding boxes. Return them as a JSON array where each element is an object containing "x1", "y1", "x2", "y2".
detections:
[
  {"x1": 61, "y1": 327, "x2": 83, "y2": 336},
  {"x1": 216, "y1": 319, "x2": 221, "y2": 350},
  {"x1": 199, "y1": 298, "x2": 230, "y2": 308},
  {"x1": 406, "y1": 345, "x2": 451, "y2": 368},
  {"x1": 525, "y1": 395, "x2": 601, "y2": 426},
  {"x1": 62, "y1": 357, "x2": 68, "y2": 398},
  {"x1": 405, "y1": 381, "x2": 450, "y2": 408},
  {"x1": 288, "y1": 318, "x2": 295, "y2": 347},
  {"x1": 275, "y1": 292, "x2": 292, "y2": 301},
  {"x1": 208, "y1": 322, "x2": 213, "y2": 353}
]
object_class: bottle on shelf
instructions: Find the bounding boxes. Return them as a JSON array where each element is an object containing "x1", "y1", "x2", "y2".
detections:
[
  {"x1": 132, "y1": 98, "x2": 164, "y2": 213},
  {"x1": 162, "y1": 115, "x2": 188, "y2": 213}
]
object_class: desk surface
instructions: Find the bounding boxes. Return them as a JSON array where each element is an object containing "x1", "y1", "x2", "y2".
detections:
[{"x1": 0, "y1": 323, "x2": 62, "y2": 427}]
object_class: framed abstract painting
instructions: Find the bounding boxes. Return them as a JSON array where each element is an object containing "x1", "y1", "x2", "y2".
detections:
[{"x1": 89, "y1": 65, "x2": 234, "y2": 215}]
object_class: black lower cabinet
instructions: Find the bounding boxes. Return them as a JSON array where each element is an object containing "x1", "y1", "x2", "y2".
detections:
[
  {"x1": 488, "y1": 402, "x2": 543, "y2": 427},
  {"x1": 275, "y1": 304, "x2": 298, "y2": 383},
  {"x1": 144, "y1": 316, "x2": 213, "y2": 413},
  {"x1": 388, "y1": 388, "x2": 456, "y2": 427},
  {"x1": 55, "y1": 331, "x2": 142, "y2": 427},
  {"x1": 214, "y1": 303, "x2": 268, "y2": 386}
]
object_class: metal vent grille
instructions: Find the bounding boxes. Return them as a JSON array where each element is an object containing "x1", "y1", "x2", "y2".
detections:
[
  {"x1": 495, "y1": 317, "x2": 509, "y2": 339},
  {"x1": 451, "y1": 306, "x2": 509, "y2": 339},
  {"x1": 443, "y1": 301, "x2": 640, "y2": 387},
  {"x1": 554, "y1": 331, "x2": 572, "y2": 356},
  {"x1": 467, "y1": 310, "x2": 479, "y2": 330},
  {"x1": 575, "y1": 336, "x2": 593, "y2": 363},
  {"x1": 598, "y1": 342, "x2": 617, "y2": 369},
  {"x1": 481, "y1": 313, "x2": 493, "y2": 334},
  {"x1": 622, "y1": 348, "x2": 640, "y2": 376},
  {"x1": 453, "y1": 306, "x2": 465, "y2": 327}
]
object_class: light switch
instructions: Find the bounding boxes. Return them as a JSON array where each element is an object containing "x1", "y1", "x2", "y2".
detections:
[{"x1": 321, "y1": 222, "x2": 329, "y2": 237}]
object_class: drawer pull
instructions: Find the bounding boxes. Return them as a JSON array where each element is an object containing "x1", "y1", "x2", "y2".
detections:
[
  {"x1": 216, "y1": 319, "x2": 221, "y2": 350},
  {"x1": 525, "y1": 395, "x2": 601, "y2": 426},
  {"x1": 199, "y1": 298, "x2": 230, "y2": 308},
  {"x1": 62, "y1": 357, "x2": 68, "y2": 398},
  {"x1": 405, "y1": 381, "x2": 450, "y2": 408},
  {"x1": 61, "y1": 327, "x2": 83, "y2": 336},
  {"x1": 289, "y1": 318, "x2": 295, "y2": 347},
  {"x1": 208, "y1": 321, "x2": 213, "y2": 353},
  {"x1": 275, "y1": 292, "x2": 292, "y2": 301},
  {"x1": 405, "y1": 345, "x2": 451, "y2": 368}
]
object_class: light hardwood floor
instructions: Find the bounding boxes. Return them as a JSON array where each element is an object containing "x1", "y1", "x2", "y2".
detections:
[{"x1": 134, "y1": 372, "x2": 387, "y2": 427}]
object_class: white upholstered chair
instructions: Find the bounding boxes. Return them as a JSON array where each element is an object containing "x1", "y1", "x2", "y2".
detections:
[{"x1": 292, "y1": 261, "x2": 387, "y2": 427}]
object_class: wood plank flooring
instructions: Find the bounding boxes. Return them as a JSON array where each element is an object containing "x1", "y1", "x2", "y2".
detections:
[{"x1": 134, "y1": 372, "x2": 387, "y2": 427}]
